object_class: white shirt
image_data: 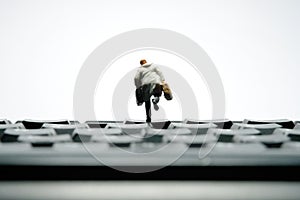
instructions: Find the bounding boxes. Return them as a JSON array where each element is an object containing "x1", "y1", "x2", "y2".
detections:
[{"x1": 134, "y1": 63, "x2": 165, "y2": 88}]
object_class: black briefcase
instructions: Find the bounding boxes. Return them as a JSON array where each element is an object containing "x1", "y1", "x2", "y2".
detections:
[{"x1": 135, "y1": 86, "x2": 143, "y2": 106}]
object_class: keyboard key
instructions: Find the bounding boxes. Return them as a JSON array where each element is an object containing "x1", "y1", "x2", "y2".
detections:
[
  {"x1": 185, "y1": 119, "x2": 233, "y2": 129},
  {"x1": 151, "y1": 120, "x2": 171, "y2": 129},
  {"x1": 245, "y1": 119, "x2": 295, "y2": 129},
  {"x1": 231, "y1": 123, "x2": 281, "y2": 135},
  {"x1": 86, "y1": 122, "x2": 107, "y2": 128},
  {"x1": 0, "y1": 123, "x2": 25, "y2": 142},
  {"x1": 293, "y1": 123, "x2": 300, "y2": 130},
  {"x1": 85, "y1": 121, "x2": 122, "y2": 128},
  {"x1": 274, "y1": 128, "x2": 300, "y2": 141},
  {"x1": 136, "y1": 128, "x2": 191, "y2": 143},
  {"x1": 124, "y1": 119, "x2": 146, "y2": 124},
  {"x1": 143, "y1": 133, "x2": 164, "y2": 143},
  {"x1": 69, "y1": 120, "x2": 80, "y2": 124},
  {"x1": 212, "y1": 143, "x2": 266, "y2": 154},
  {"x1": 42, "y1": 123, "x2": 88, "y2": 135},
  {"x1": 233, "y1": 134, "x2": 290, "y2": 148},
  {"x1": 73, "y1": 128, "x2": 122, "y2": 142},
  {"x1": 172, "y1": 123, "x2": 217, "y2": 135},
  {"x1": 124, "y1": 119, "x2": 171, "y2": 129},
  {"x1": 0, "y1": 119, "x2": 11, "y2": 124},
  {"x1": 209, "y1": 128, "x2": 260, "y2": 142},
  {"x1": 19, "y1": 134, "x2": 72, "y2": 147},
  {"x1": 167, "y1": 134, "x2": 218, "y2": 147},
  {"x1": 0, "y1": 123, "x2": 25, "y2": 134},
  {"x1": 147, "y1": 128, "x2": 191, "y2": 135},
  {"x1": 107, "y1": 124, "x2": 149, "y2": 135},
  {"x1": 2, "y1": 128, "x2": 56, "y2": 142},
  {"x1": 282, "y1": 141, "x2": 300, "y2": 150},
  {"x1": 22, "y1": 119, "x2": 69, "y2": 129},
  {"x1": 142, "y1": 128, "x2": 191, "y2": 143},
  {"x1": 92, "y1": 135, "x2": 142, "y2": 147}
]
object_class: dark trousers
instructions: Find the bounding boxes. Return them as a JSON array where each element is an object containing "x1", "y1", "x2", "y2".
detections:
[
  {"x1": 145, "y1": 100, "x2": 151, "y2": 123},
  {"x1": 143, "y1": 84, "x2": 163, "y2": 123}
]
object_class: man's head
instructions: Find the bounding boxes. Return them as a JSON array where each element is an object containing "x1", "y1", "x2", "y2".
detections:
[{"x1": 140, "y1": 59, "x2": 147, "y2": 65}]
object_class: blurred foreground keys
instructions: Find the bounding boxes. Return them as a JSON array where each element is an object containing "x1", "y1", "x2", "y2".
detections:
[{"x1": 2, "y1": 128, "x2": 56, "y2": 142}]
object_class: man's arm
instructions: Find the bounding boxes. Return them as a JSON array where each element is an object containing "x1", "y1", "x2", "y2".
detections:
[
  {"x1": 154, "y1": 66, "x2": 165, "y2": 83},
  {"x1": 134, "y1": 69, "x2": 142, "y2": 88}
]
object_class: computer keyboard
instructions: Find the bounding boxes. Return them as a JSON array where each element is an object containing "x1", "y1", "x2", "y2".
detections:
[{"x1": 0, "y1": 118, "x2": 299, "y2": 181}]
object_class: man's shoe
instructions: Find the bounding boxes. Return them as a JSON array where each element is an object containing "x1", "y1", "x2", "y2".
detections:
[
  {"x1": 153, "y1": 103, "x2": 159, "y2": 111},
  {"x1": 152, "y1": 97, "x2": 160, "y2": 104},
  {"x1": 152, "y1": 97, "x2": 160, "y2": 111}
]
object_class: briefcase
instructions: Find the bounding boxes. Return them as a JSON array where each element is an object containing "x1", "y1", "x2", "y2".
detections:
[
  {"x1": 135, "y1": 86, "x2": 144, "y2": 106},
  {"x1": 162, "y1": 83, "x2": 173, "y2": 100}
]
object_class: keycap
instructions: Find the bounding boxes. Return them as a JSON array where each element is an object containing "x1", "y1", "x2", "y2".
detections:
[
  {"x1": 209, "y1": 128, "x2": 260, "y2": 142},
  {"x1": 42, "y1": 123, "x2": 88, "y2": 135},
  {"x1": 2, "y1": 128, "x2": 56, "y2": 142},
  {"x1": 144, "y1": 128, "x2": 191, "y2": 143},
  {"x1": 21, "y1": 119, "x2": 69, "y2": 129},
  {"x1": 167, "y1": 134, "x2": 218, "y2": 147},
  {"x1": 124, "y1": 119, "x2": 146, "y2": 124},
  {"x1": 245, "y1": 119, "x2": 295, "y2": 129},
  {"x1": 172, "y1": 123, "x2": 217, "y2": 135},
  {"x1": 212, "y1": 143, "x2": 266, "y2": 154},
  {"x1": 233, "y1": 134, "x2": 290, "y2": 148},
  {"x1": 124, "y1": 119, "x2": 171, "y2": 129},
  {"x1": 293, "y1": 123, "x2": 300, "y2": 130},
  {"x1": 0, "y1": 119, "x2": 11, "y2": 124},
  {"x1": 185, "y1": 119, "x2": 233, "y2": 129},
  {"x1": 147, "y1": 128, "x2": 191, "y2": 135},
  {"x1": 106, "y1": 123, "x2": 149, "y2": 135},
  {"x1": 274, "y1": 128, "x2": 300, "y2": 141},
  {"x1": 231, "y1": 123, "x2": 281, "y2": 135},
  {"x1": 85, "y1": 121, "x2": 123, "y2": 128},
  {"x1": 19, "y1": 134, "x2": 72, "y2": 147},
  {"x1": 73, "y1": 128, "x2": 122, "y2": 142},
  {"x1": 92, "y1": 135, "x2": 142, "y2": 147},
  {"x1": 150, "y1": 120, "x2": 171, "y2": 129},
  {"x1": 69, "y1": 120, "x2": 80, "y2": 124},
  {"x1": 0, "y1": 123, "x2": 25, "y2": 142},
  {"x1": 85, "y1": 122, "x2": 107, "y2": 128},
  {"x1": 0, "y1": 123, "x2": 25, "y2": 134}
]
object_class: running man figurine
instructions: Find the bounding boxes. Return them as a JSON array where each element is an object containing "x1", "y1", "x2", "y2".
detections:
[{"x1": 134, "y1": 59, "x2": 166, "y2": 123}]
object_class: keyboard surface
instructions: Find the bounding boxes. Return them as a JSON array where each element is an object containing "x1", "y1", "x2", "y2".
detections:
[{"x1": 0, "y1": 119, "x2": 300, "y2": 180}]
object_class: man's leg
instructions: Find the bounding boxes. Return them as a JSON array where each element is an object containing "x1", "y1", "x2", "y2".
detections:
[
  {"x1": 145, "y1": 100, "x2": 151, "y2": 123},
  {"x1": 152, "y1": 84, "x2": 163, "y2": 110}
]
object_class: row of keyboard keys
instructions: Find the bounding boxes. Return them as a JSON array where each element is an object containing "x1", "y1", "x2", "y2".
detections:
[
  {"x1": 245, "y1": 119, "x2": 295, "y2": 129},
  {"x1": 19, "y1": 134, "x2": 72, "y2": 147},
  {"x1": 234, "y1": 134, "x2": 290, "y2": 148},
  {"x1": 273, "y1": 128, "x2": 300, "y2": 141},
  {"x1": 41, "y1": 123, "x2": 88, "y2": 135},
  {"x1": 21, "y1": 119, "x2": 70, "y2": 129},
  {"x1": 166, "y1": 134, "x2": 218, "y2": 147},
  {"x1": 172, "y1": 123, "x2": 217, "y2": 135},
  {"x1": 2, "y1": 128, "x2": 56, "y2": 142},
  {"x1": 185, "y1": 119, "x2": 233, "y2": 129},
  {"x1": 86, "y1": 120, "x2": 172, "y2": 129},
  {"x1": 1, "y1": 118, "x2": 297, "y2": 130},
  {"x1": 209, "y1": 128, "x2": 260, "y2": 142},
  {"x1": 0, "y1": 119, "x2": 299, "y2": 150},
  {"x1": 73, "y1": 128, "x2": 123, "y2": 142},
  {"x1": 123, "y1": 119, "x2": 172, "y2": 129},
  {"x1": 231, "y1": 123, "x2": 281, "y2": 135},
  {"x1": 0, "y1": 119, "x2": 11, "y2": 124}
]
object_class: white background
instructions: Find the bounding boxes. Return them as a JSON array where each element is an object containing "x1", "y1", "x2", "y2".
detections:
[{"x1": 0, "y1": 0, "x2": 299, "y2": 122}]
